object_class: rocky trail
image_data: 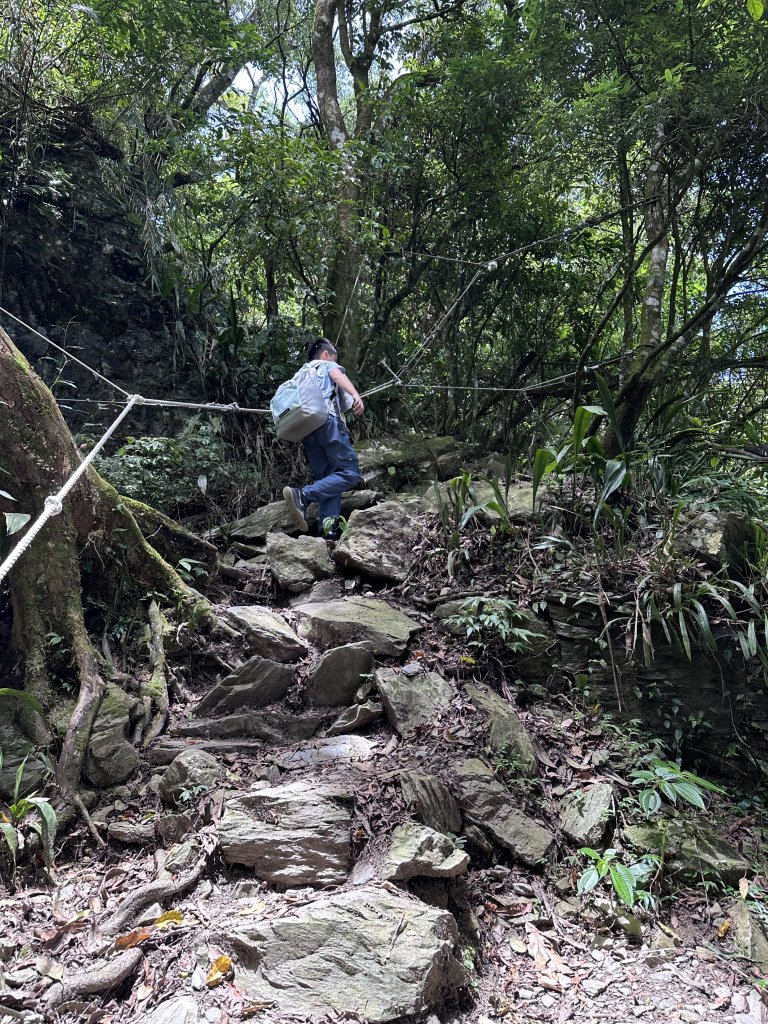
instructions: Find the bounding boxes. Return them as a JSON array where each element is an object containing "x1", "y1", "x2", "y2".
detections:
[{"x1": 1, "y1": 448, "x2": 767, "y2": 1024}]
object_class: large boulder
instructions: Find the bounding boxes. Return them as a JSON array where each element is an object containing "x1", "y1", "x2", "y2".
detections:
[
  {"x1": 159, "y1": 749, "x2": 223, "y2": 805},
  {"x1": 265, "y1": 533, "x2": 336, "y2": 592},
  {"x1": 674, "y1": 510, "x2": 756, "y2": 570},
  {"x1": 465, "y1": 684, "x2": 537, "y2": 776},
  {"x1": 454, "y1": 758, "x2": 553, "y2": 866},
  {"x1": 357, "y1": 435, "x2": 464, "y2": 489},
  {"x1": 333, "y1": 502, "x2": 421, "y2": 582},
  {"x1": 0, "y1": 716, "x2": 48, "y2": 800},
  {"x1": 224, "y1": 605, "x2": 307, "y2": 662},
  {"x1": 624, "y1": 817, "x2": 749, "y2": 885},
  {"x1": 305, "y1": 643, "x2": 375, "y2": 706},
  {"x1": 382, "y1": 823, "x2": 469, "y2": 881},
  {"x1": 194, "y1": 657, "x2": 294, "y2": 717},
  {"x1": 375, "y1": 667, "x2": 453, "y2": 735},
  {"x1": 84, "y1": 683, "x2": 142, "y2": 788},
  {"x1": 225, "y1": 886, "x2": 465, "y2": 1022},
  {"x1": 218, "y1": 781, "x2": 352, "y2": 887},
  {"x1": 559, "y1": 783, "x2": 615, "y2": 848},
  {"x1": 294, "y1": 597, "x2": 422, "y2": 656},
  {"x1": 400, "y1": 771, "x2": 462, "y2": 836},
  {"x1": 212, "y1": 491, "x2": 379, "y2": 541}
]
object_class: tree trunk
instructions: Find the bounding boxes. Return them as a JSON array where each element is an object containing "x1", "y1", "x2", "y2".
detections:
[
  {"x1": 0, "y1": 326, "x2": 212, "y2": 797},
  {"x1": 604, "y1": 136, "x2": 669, "y2": 457}
]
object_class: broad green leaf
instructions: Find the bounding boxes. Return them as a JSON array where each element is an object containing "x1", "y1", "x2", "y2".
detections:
[
  {"x1": 747, "y1": 0, "x2": 764, "y2": 20},
  {"x1": 593, "y1": 372, "x2": 623, "y2": 452},
  {"x1": 638, "y1": 788, "x2": 661, "y2": 815},
  {"x1": 609, "y1": 863, "x2": 636, "y2": 908},
  {"x1": 28, "y1": 803, "x2": 56, "y2": 869},
  {"x1": 671, "y1": 780, "x2": 706, "y2": 810},
  {"x1": 690, "y1": 600, "x2": 717, "y2": 652},
  {"x1": 0, "y1": 490, "x2": 16, "y2": 501},
  {"x1": 577, "y1": 867, "x2": 600, "y2": 893},
  {"x1": 531, "y1": 448, "x2": 556, "y2": 509},
  {"x1": 594, "y1": 459, "x2": 627, "y2": 525},
  {"x1": 678, "y1": 610, "x2": 692, "y2": 660},
  {"x1": 0, "y1": 688, "x2": 46, "y2": 719},
  {"x1": 0, "y1": 822, "x2": 18, "y2": 859}
]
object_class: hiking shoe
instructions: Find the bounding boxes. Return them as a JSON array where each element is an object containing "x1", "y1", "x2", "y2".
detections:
[{"x1": 283, "y1": 486, "x2": 308, "y2": 532}]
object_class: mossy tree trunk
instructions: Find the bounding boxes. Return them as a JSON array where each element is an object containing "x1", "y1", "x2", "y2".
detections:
[{"x1": 0, "y1": 326, "x2": 211, "y2": 798}]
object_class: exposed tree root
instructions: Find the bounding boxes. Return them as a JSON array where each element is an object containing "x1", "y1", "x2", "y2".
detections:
[
  {"x1": 74, "y1": 793, "x2": 107, "y2": 849},
  {"x1": 101, "y1": 849, "x2": 211, "y2": 938},
  {"x1": 123, "y1": 496, "x2": 218, "y2": 569},
  {"x1": 45, "y1": 948, "x2": 143, "y2": 1008},
  {"x1": 141, "y1": 600, "x2": 170, "y2": 746}
]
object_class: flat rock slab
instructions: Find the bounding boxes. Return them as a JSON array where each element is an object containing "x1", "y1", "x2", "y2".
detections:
[
  {"x1": 375, "y1": 667, "x2": 453, "y2": 735},
  {"x1": 382, "y1": 823, "x2": 469, "y2": 880},
  {"x1": 149, "y1": 738, "x2": 266, "y2": 766},
  {"x1": 224, "y1": 605, "x2": 307, "y2": 662},
  {"x1": 400, "y1": 771, "x2": 462, "y2": 836},
  {"x1": 179, "y1": 711, "x2": 323, "y2": 745},
  {"x1": 559, "y1": 782, "x2": 615, "y2": 848},
  {"x1": 142, "y1": 997, "x2": 198, "y2": 1024},
  {"x1": 219, "y1": 781, "x2": 352, "y2": 887},
  {"x1": 455, "y1": 758, "x2": 553, "y2": 866},
  {"x1": 305, "y1": 642, "x2": 375, "y2": 706},
  {"x1": 266, "y1": 533, "x2": 336, "y2": 592},
  {"x1": 273, "y1": 735, "x2": 375, "y2": 769},
  {"x1": 195, "y1": 656, "x2": 295, "y2": 717},
  {"x1": 465, "y1": 684, "x2": 538, "y2": 776},
  {"x1": 333, "y1": 502, "x2": 421, "y2": 582},
  {"x1": 225, "y1": 886, "x2": 465, "y2": 1022},
  {"x1": 294, "y1": 596, "x2": 422, "y2": 656},
  {"x1": 214, "y1": 491, "x2": 379, "y2": 541}
]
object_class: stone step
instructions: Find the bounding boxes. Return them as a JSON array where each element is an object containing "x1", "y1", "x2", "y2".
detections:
[{"x1": 149, "y1": 738, "x2": 266, "y2": 766}]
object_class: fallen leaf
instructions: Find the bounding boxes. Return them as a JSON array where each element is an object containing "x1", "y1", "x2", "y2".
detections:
[
  {"x1": 509, "y1": 937, "x2": 527, "y2": 954},
  {"x1": 717, "y1": 919, "x2": 732, "y2": 939},
  {"x1": 135, "y1": 984, "x2": 153, "y2": 1001},
  {"x1": 241, "y1": 1002, "x2": 275, "y2": 1018},
  {"x1": 739, "y1": 877, "x2": 750, "y2": 899},
  {"x1": 206, "y1": 954, "x2": 233, "y2": 988},
  {"x1": 155, "y1": 910, "x2": 184, "y2": 928},
  {"x1": 114, "y1": 928, "x2": 153, "y2": 951}
]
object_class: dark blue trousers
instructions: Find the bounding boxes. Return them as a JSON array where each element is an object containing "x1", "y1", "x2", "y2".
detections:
[{"x1": 302, "y1": 415, "x2": 361, "y2": 526}]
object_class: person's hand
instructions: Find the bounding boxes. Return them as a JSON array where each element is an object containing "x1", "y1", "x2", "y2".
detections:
[{"x1": 351, "y1": 395, "x2": 365, "y2": 416}]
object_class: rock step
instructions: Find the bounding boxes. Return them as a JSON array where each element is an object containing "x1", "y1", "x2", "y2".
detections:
[
  {"x1": 149, "y1": 738, "x2": 265, "y2": 766},
  {"x1": 177, "y1": 712, "x2": 326, "y2": 745}
]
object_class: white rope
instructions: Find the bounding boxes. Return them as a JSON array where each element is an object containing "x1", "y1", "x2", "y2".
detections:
[
  {"x1": 135, "y1": 397, "x2": 269, "y2": 414},
  {"x1": 0, "y1": 395, "x2": 140, "y2": 585}
]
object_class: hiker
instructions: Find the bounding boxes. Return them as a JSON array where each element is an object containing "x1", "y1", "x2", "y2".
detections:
[{"x1": 283, "y1": 338, "x2": 364, "y2": 538}]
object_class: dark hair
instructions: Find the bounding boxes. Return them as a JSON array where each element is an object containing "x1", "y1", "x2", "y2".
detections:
[{"x1": 306, "y1": 337, "x2": 337, "y2": 361}]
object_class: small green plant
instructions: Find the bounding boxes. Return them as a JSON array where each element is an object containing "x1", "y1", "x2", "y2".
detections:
[
  {"x1": 176, "y1": 557, "x2": 208, "y2": 583},
  {"x1": 576, "y1": 847, "x2": 660, "y2": 909},
  {"x1": 0, "y1": 751, "x2": 57, "y2": 879},
  {"x1": 447, "y1": 597, "x2": 544, "y2": 654},
  {"x1": 629, "y1": 757, "x2": 724, "y2": 815}
]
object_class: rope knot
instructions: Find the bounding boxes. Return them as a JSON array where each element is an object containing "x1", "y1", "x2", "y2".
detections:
[{"x1": 44, "y1": 496, "x2": 63, "y2": 516}]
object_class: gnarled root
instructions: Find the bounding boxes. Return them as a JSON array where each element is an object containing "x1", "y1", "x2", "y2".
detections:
[{"x1": 45, "y1": 948, "x2": 143, "y2": 1008}]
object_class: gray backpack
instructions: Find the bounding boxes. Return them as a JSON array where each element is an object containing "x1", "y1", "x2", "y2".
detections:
[{"x1": 270, "y1": 363, "x2": 333, "y2": 441}]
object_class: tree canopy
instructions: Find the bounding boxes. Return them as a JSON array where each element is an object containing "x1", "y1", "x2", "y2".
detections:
[{"x1": 1, "y1": 0, "x2": 767, "y2": 450}]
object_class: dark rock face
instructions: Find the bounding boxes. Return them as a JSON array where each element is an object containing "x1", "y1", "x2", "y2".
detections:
[{"x1": 0, "y1": 136, "x2": 200, "y2": 429}]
